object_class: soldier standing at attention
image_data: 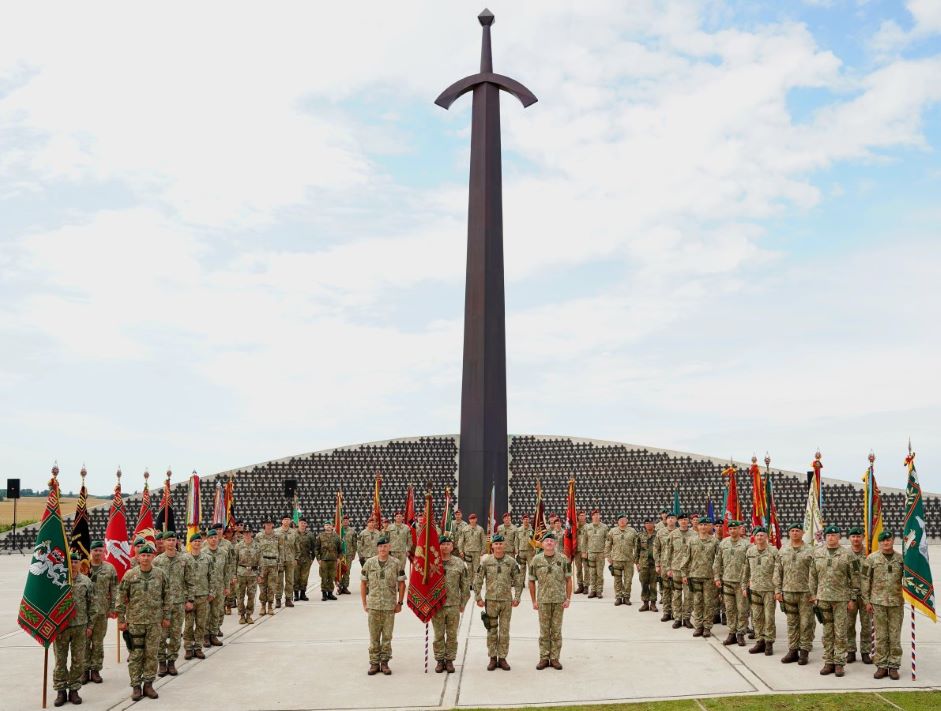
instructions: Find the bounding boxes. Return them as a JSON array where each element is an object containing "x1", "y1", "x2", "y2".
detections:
[
  {"x1": 339, "y1": 514, "x2": 358, "y2": 594},
  {"x1": 497, "y1": 512, "x2": 517, "y2": 559},
  {"x1": 845, "y1": 526, "x2": 872, "y2": 664},
  {"x1": 255, "y1": 517, "x2": 280, "y2": 616},
  {"x1": 183, "y1": 533, "x2": 219, "y2": 660},
  {"x1": 220, "y1": 524, "x2": 237, "y2": 616},
  {"x1": 655, "y1": 513, "x2": 676, "y2": 619},
  {"x1": 810, "y1": 524, "x2": 860, "y2": 677},
  {"x1": 84, "y1": 539, "x2": 117, "y2": 685},
  {"x1": 386, "y1": 511, "x2": 412, "y2": 569},
  {"x1": 864, "y1": 531, "x2": 904, "y2": 680},
  {"x1": 294, "y1": 518, "x2": 315, "y2": 601},
  {"x1": 744, "y1": 526, "x2": 779, "y2": 655},
  {"x1": 714, "y1": 520, "x2": 748, "y2": 646},
  {"x1": 514, "y1": 514, "x2": 535, "y2": 582},
  {"x1": 605, "y1": 513, "x2": 638, "y2": 606},
  {"x1": 574, "y1": 510, "x2": 588, "y2": 594},
  {"x1": 583, "y1": 509, "x2": 608, "y2": 598},
  {"x1": 432, "y1": 536, "x2": 470, "y2": 674},
  {"x1": 668, "y1": 513, "x2": 695, "y2": 628},
  {"x1": 276, "y1": 515, "x2": 297, "y2": 608},
  {"x1": 475, "y1": 534, "x2": 523, "y2": 670},
  {"x1": 116, "y1": 543, "x2": 170, "y2": 701},
  {"x1": 460, "y1": 513, "x2": 487, "y2": 583},
  {"x1": 528, "y1": 532, "x2": 572, "y2": 670},
  {"x1": 450, "y1": 509, "x2": 468, "y2": 556},
  {"x1": 315, "y1": 522, "x2": 342, "y2": 601},
  {"x1": 637, "y1": 518, "x2": 659, "y2": 612},
  {"x1": 358, "y1": 517, "x2": 381, "y2": 568},
  {"x1": 361, "y1": 535, "x2": 406, "y2": 675},
  {"x1": 235, "y1": 526, "x2": 260, "y2": 623},
  {"x1": 684, "y1": 517, "x2": 719, "y2": 637},
  {"x1": 53, "y1": 553, "x2": 96, "y2": 707},
  {"x1": 204, "y1": 529, "x2": 227, "y2": 647},
  {"x1": 153, "y1": 530, "x2": 195, "y2": 677},
  {"x1": 655, "y1": 510, "x2": 669, "y2": 532},
  {"x1": 773, "y1": 522, "x2": 815, "y2": 665}
]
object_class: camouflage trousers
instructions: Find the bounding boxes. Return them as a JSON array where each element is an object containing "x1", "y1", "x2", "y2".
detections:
[
  {"x1": 208, "y1": 590, "x2": 224, "y2": 635},
  {"x1": 689, "y1": 578, "x2": 717, "y2": 631},
  {"x1": 612, "y1": 561, "x2": 634, "y2": 600},
  {"x1": 295, "y1": 560, "x2": 312, "y2": 592},
  {"x1": 484, "y1": 599, "x2": 513, "y2": 659},
  {"x1": 258, "y1": 565, "x2": 279, "y2": 604},
  {"x1": 638, "y1": 562, "x2": 657, "y2": 602},
  {"x1": 280, "y1": 560, "x2": 296, "y2": 601},
  {"x1": 53, "y1": 626, "x2": 86, "y2": 691},
  {"x1": 750, "y1": 590, "x2": 776, "y2": 642},
  {"x1": 721, "y1": 582, "x2": 747, "y2": 634},
  {"x1": 671, "y1": 577, "x2": 691, "y2": 620},
  {"x1": 587, "y1": 553, "x2": 605, "y2": 593},
  {"x1": 574, "y1": 552, "x2": 588, "y2": 589},
  {"x1": 818, "y1": 600, "x2": 849, "y2": 664},
  {"x1": 367, "y1": 608, "x2": 396, "y2": 663},
  {"x1": 237, "y1": 575, "x2": 257, "y2": 615},
  {"x1": 319, "y1": 559, "x2": 337, "y2": 592},
  {"x1": 660, "y1": 575, "x2": 674, "y2": 615},
  {"x1": 85, "y1": 613, "x2": 108, "y2": 672},
  {"x1": 340, "y1": 557, "x2": 354, "y2": 589},
  {"x1": 464, "y1": 551, "x2": 482, "y2": 584},
  {"x1": 873, "y1": 604, "x2": 903, "y2": 670},
  {"x1": 431, "y1": 605, "x2": 461, "y2": 661},
  {"x1": 516, "y1": 552, "x2": 534, "y2": 583},
  {"x1": 159, "y1": 603, "x2": 185, "y2": 662},
  {"x1": 183, "y1": 595, "x2": 209, "y2": 650},
  {"x1": 782, "y1": 592, "x2": 815, "y2": 652},
  {"x1": 846, "y1": 597, "x2": 872, "y2": 654},
  {"x1": 126, "y1": 623, "x2": 161, "y2": 687},
  {"x1": 537, "y1": 602, "x2": 564, "y2": 661}
]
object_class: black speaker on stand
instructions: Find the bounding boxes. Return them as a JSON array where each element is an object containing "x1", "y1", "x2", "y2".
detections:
[
  {"x1": 284, "y1": 479, "x2": 297, "y2": 499},
  {"x1": 7, "y1": 478, "x2": 22, "y2": 555}
]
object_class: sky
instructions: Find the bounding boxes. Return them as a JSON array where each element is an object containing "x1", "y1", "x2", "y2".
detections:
[{"x1": 1, "y1": 0, "x2": 940, "y2": 495}]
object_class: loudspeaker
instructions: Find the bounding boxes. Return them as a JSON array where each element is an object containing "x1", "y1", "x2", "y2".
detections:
[
  {"x1": 7, "y1": 478, "x2": 20, "y2": 499},
  {"x1": 284, "y1": 479, "x2": 297, "y2": 499}
]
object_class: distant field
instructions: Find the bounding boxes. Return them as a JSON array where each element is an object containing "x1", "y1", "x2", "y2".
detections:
[{"x1": 0, "y1": 497, "x2": 109, "y2": 526}]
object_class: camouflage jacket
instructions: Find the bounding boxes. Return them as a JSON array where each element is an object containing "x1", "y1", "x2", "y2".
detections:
[
  {"x1": 576, "y1": 522, "x2": 589, "y2": 556},
  {"x1": 116, "y1": 566, "x2": 170, "y2": 625},
  {"x1": 583, "y1": 522, "x2": 609, "y2": 554},
  {"x1": 87, "y1": 561, "x2": 118, "y2": 616},
  {"x1": 254, "y1": 531, "x2": 281, "y2": 568},
  {"x1": 276, "y1": 527, "x2": 297, "y2": 563},
  {"x1": 190, "y1": 549, "x2": 224, "y2": 597},
  {"x1": 475, "y1": 553, "x2": 523, "y2": 602},
  {"x1": 605, "y1": 526, "x2": 639, "y2": 563},
  {"x1": 314, "y1": 531, "x2": 342, "y2": 561},
  {"x1": 235, "y1": 540, "x2": 260, "y2": 575},
  {"x1": 341, "y1": 527, "x2": 357, "y2": 559},
  {"x1": 497, "y1": 523, "x2": 517, "y2": 555},
  {"x1": 385, "y1": 522, "x2": 411, "y2": 554},
  {"x1": 515, "y1": 525, "x2": 535, "y2": 557},
  {"x1": 206, "y1": 545, "x2": 228, "y2": 594},
  {"x1": 745, "y1": 544, "x2": 779, "y2": 592},
  {"x1": 528, "y1": 551, "x2": 572, "y2": 604},
  {"x1": 294, "y1": 532, "x2": 316, "y2": 563},
  {"x1": 847, "y1": 547, "x2": 868, "y2": 600},
  {"x1": 773, "y1": 543, "x2": 814, "y2": 594},
  {"x1": 440, "y1": 555, "x2": 470, "y2": 609},
  {"x1": 153, "y1": 550, "x2": 196, "y2": 604},
  {"x1": 69, "y1": 573, "x2": 98, "y2": 628},
  {"x1": 809, "y1": 546, "x2": 860, "y2": 602},
  {"x1": 357, "y1": 528, "x2": 381, "y2": 559},
  {"x1": 654, "y1": 526, "x2": 676, "y2": 569},
  {"x1": 714, "y1": 537, "x2": 748, "y2": 584},
  {"x1": 683, "y1": 536, "x2": 719, "y2": 579},
  {"x1": 863, "y1": 550, "x2": 903, "y2": 607},
  {"x1": 637, "y1": 530, "x2": 657, "y2": 566},
  {"x1": 361, "y1": 555, "x2": 404, "y2": 611},
  {"x1": 459, "y1": 524, "x2": 486, "y2": 554},
  {"x1": 668, "y1": 528, "x2": 695, "y2": 574}
]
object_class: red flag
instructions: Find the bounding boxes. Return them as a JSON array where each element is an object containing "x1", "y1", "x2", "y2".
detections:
[
  {"x1": 132, "y1": 472, "x2": 156, "y2": 551},
  {"x1": 721, "y1": 464, "x2": 741, "y2": 539},
  {"x1": 224, "y1": 476, "x2": 236, "y2": 528},
  {"x1": 404, "y1": 484, "x2": 416, "y2": 527},
  {"x1": 563, "y1": 478, "x2": 577, "y2": 559},
  {"x1": 372, "y1": 472, "x2": 382, "y2": 526},
  {"x1": 749, "y1": 457, "x2": 766, "y2": 540},
  {"x1": 407, "y1": 491, "x2": 446, "y2": 623},
  {"x1": 104, "y1": 471, "x2": 132, "y2": 581}
]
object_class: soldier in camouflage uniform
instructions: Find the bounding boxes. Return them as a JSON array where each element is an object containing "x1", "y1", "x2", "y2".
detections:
[
  {"x1": 460, "y1": 513, "x2": 487, "y2": 583},
  {"x1": 744, "y1": 526, "x2": 779, "y2": 655},
  {"x1": 53, "y1": 553, "x2": 96, "y2": 707},
  {"x1": 810, "y1": 524, "x2": 860, "y2": 677},
  {"x1": 276, "y1": 515, "x2": 297, "y2": 608},
  {"x1": 573, "y1": 511, "x2": 588, "y2": 594},
  {"x1": 339, "y1": 514, "x2": 358, "y2": 594},
  {"x1": 528, "y1": 532, "x2": 572, "y2": 670},
  {"x1": 654, "y1": 513, "x2": 677, "y2": 619},
  {"x1": 84, "y1": 539, "x2": 117, "y2": 684},
  {"x1": 514, "y1": 514, "x2": 535, "y2": 582},
  {"x1": 315, "y1": 522, "x2": 342, "y2": 601},
  {"x1": 637, "y1": 518, "x2": 659, "y2": 612},
  {"x1": 360, "y1": 535, "x2": 406, "y2": 675},
  {"x1": 432, "y1": 535, "x2": 470, "y2": 673},
  {"x1": 668, "y1": 513, "x2": 695, "y2": 628},
  {"x1": 845, "y1": 526, "x2": 872, "y2": 664},
  {"x1": 116, "y1": 544, "x2": 170, "y2": 701},
  {"x1": 773, "y1": 522, "x2": 815, "y2": 665},
  {"x1": 605, "y1": 513, "x2": 638, "y2": 605},
  {"x1": 235, "y1": 526, "x2": 260, "y2": 622},
  {"x1": 255, "y1": 517, "x2": 280, "y2": 615},
  {"x1": 358, "y1": 517, "x2": 381, "y2": 567},
  {"x1": 294, "y1": 518, "x2": 315, "y2": 600},
  {"x1": 714, "y1": 520, "x2": 748, "y2": 646},
  {"x1": 497, "y1": 512, "x2": 517, "y2": 558},
  {"x1": 451, "y1": 509, "x2": 468, "y2": 557},
  {"x1": 583, "y1": 509, "x2": 608, "y2": 598},
  {"x1": 864, "y1": 531, "x2": 904, "y2": 680},
  {"x1": 183, "y1": 533, "x2": 220, "y2": 659},
  {"x1": 204, "y1": 528, "x2": 227, "y2": 646},
  {"x1": 475, "y1": 534, "x2": 523, "y2": 670},
  {"x1": 153, "y1": 530, "x2": 195, "y2": 677},
  {"x1": 655, "y1": 510, "x2": 668, "y2": 532},
  {"x1": 684, "y1": 517, "x2": 719, "y2": 637},
  {"x1": 221, "y1": 525, "x2": 237, "y2": 614},
  {"x1": 385, "y1": 511, "x2": 411, "y2": 569}
]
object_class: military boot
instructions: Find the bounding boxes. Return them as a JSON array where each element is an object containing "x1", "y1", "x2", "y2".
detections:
[
  {"x1": 300, "y1": 591, "x2": 309, "y2": 601},
  {"x1": 54, "y1": 690, "x2": 67, "y2": 707},
  {"x1": 224, "y1": 604, "x2": 231, "y2": 615},
  {"x1": 167, "y1": 661, "x2": 178, "y2": 676},
  {"x1": 873, "y1": 667, "x2": 887, "y2": 679},
  {"x1": 245, "y1": 614, "x2": 254, "y2": 624},
  {"x1": 445, "y1": 660, "x2": 455, "y2": 673},
  {"x1": 736, "y1": 633, "x2": 746, "y2": 646},
  {"x1": 131, "y1": 686, "x2": 144, "y2": 701},
  {"x1": 275, "y1": 598, "x2": 282, "y2": 608},
  {"x1": 89, "y1": 670, "x2": 102, "y2": 684},
  {"x1": 194, "y1": 649, "x2": 206, "y2": 659},
  {"x1": 683, "y1": 619, "x2": 694, "y2": 629},
  {"x1": 693, "y1": 627, "x2": 704, "y2": 637},
  {"x1": 587, "y1": 591, "x2": 597, "y2": 599},
  {"x1": 536, "y1": 659, "x2": 549, "y2": 670},
  {"x1": 862, "y1": 653, "x2": 873, "y2": 665},
  {"x1": 575, "y1": 584, "x2": 584, "y2": 594},
  {"x1": 820, "y1": 663, "x2": 835, "y2": 675},
  {"x1": 625, "y1": 598, "x2": 632, "y2": 605},
  {"x1": 487, "y1": 657, "x2": 498, "y2": 671},
  {"x1": 367, "y1": 663, "x2": 380, "y2": 675},
  {"x1": 614, "y1": 597, "x2": 623, "y2": 606},
  {"x1": 143, "y1": 682, "x2": 159, "y2": 699},
  {"x1": 798, "y1": 650, "x2": 809, "y2": 666},
  {"x1": 781, "y1": 649, "x2": 799, "y2": 664},
  {"x1": 550, "y1": 659, "x2": 563, "y2": 670},
  {"x1": 764, "y1": 642, "x2": 774, "y2": 656},
  {"x1": 672, "y1": 619, "x2": 683, "y2": 629},
  {"x1": 748, "y1": 640, "x2": 766, "y2": 654},
  {"x1": 661, "y1": 612, "x2": 672, "y2": 622},
  {"x1": 158, "y1": 660, "x2": 168, "y2": 677},
  {"x1": 327, "y1": 591, "x2": 337, "y2": 600},
  {"x1": 888, "y1": 669, "x2": 899, "y2": 680},
  {"x1": 322, "y1": 591, "x2": 328, "y2": 601},
  {"x1": 703, "y1": 629, "x2": 712, "y2": 638},
  {"x1": 835, "y1": 665, "x2": 845, "y2": 677},
  {"x1": 846, "y1": 651, "x2": 857, "y2": 663},
  {"x1": 639, "y1": 601, "x2": 649, "y2": 612},
  {"x1": 268, "y1": 602, "x2": 275, "y2": 615},
  {"x1": 68, "y1": 689, "x2": 82, "y2": 704},
  {"x1": 80, "y1": 671, "x2": 89, "y2": 685},
  {"x1": 723, "y1": 632, "x2": 737, "y2": 646},
  {"x1": 184, "y1": 649, "x2": 194, "y2": 660},
  {"x1": 435, "y1": 660, "x2": 445, "y2": 673},
  {"x1": 380, "y1": 661, "x2": 391, "y2": 675},
  {"x1": 649, "y1": 602, "x2": 658, "y2": 612},
  {"x1": 285, "y1": 597, "x2": 294, "y2": 608},
  {"x1": 211, "y1": 635, "x2": 224, "y2": 646},
  {"x1": 498, "y1": 658, "x2": 511, "y2": 671},
  {"x1": 238, "y1": 615, "x2": 246, "y2": 624},
  {"x1": 747, "y1": 627, "x2": 755, "y2": 639}
]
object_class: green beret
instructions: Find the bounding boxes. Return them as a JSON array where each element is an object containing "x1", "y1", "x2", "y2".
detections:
[
  {"x1": 847, "y1": 526, "x2": 863, "y2": 536},
  {"x1": 677, "y1": 512, "x2": 688, "y2": 520},
  {"x1": 729, "y1": 520, "x2": 743, "y2": 528},
  {"x1": 542, "y1": 532, "x2": 556, "y2": 541},
  {"x1": 752, "y1": 526, "x2": 767, "y2": 535},
  {"x1": 70, "y1": 552, "x2": 82, "y2": 561},
  {"x1": 90, "y1": 540, "x2": 104, "y2": 550},
  {"x1": 491, "y1": 534, "x2": 505, "y2": 543},
  {"x1": 189, "y1": 533, "x2": 202, "y2": 542},
  {"x1": 439, "y1": 536, "x2": 452, "y2": 544},
  {"x1": 206, "y1": 528, "x2": 218, "y2": 537},
  {"x1": 878, "y1": 531, "x2": 894, "y2": 542},
  {"x1": 163, "y1": 531, "x2": 177, "y2": 539},
  {"x1": 133, "y1": 537, "x2": 145, "y2": 546},
  {"x1": 138, "y1": 544, "x2": 155, "y2": 554},
  {"x1": 824, "y1": 524, "x2": 842, "y2": 535},
  {"x1": 788, "y1": 522, "x2": 804, "y2": 532},
  {"x1": 154, "y1": 532, "x2": 164, "y2": 541},
  {"x1": 377, "y1": 535, "x2": 390, "y2": 545},
  {"x1": 262, "y1": 516, "x2": 274, "y2": 524},
  {"x1": 618, "y1": 513, "x2": 628, "y2": 520}
]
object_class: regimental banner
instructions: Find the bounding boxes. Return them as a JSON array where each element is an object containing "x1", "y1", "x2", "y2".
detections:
[{"x1": 903, "y1": 450, "x2": 936, "y2": 622}]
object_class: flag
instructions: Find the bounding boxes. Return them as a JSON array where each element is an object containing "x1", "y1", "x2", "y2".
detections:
[
  {"x1": 902, "y1": 447, "x2": 936, "y2": 622},
  {"x1": 749, "y1": 458, "x2": 766, "y2": 538},
  {"x1": 224, "y1": 476, "x2": 236, "y2": 528},
  {"x1": 335, "y1": 490, "x2": 349, "y2": 585},
  {"x1": 404, "y1": 484, "x2": 416, "y2": 528},
  {"x1": 18, "y1": 466, "x2": 76, "y2": 648},
  {"x1": 104, "y1": 472, "x2": 132, "y2": 581},
  {"x1": 407, "y1": 491, "x2": 446, "y2": 623},
  {"x1": 563, "y1": 478, "x2": 578, "y2": 559},
  {"x1": 186, "y1": 472, "x2": 201, "y2": 551},
  {"x1": 292, "y1": 490, "x2": 302, "y2": 526},
  {"x1": 721, "y1": 464, "x2": 741, "y2": 539},
  {"x1": 812, "y1": 450, "x2": 824, "y2": 519},
  {"x1": 765, "y1": 472, "x2": 782, "y2": 549},
  {"x1": 440, "y1": 486, "x2": 453, "y2": 535},
  {"x1": 802, "y1": 475, "x2": 824, "y2": 546},
  {"x1": 863, "y1": 457, "x2": 884, "y2": 555},
  {"x1": 69, "y1": 468, "x2": 91, "y2": 568},
  {"x1": 156, "y1": 470, "x2": 175, "y2": 534},
  {"x1": 671, "y1": 482, "x2": 682, "y2": 516},
  {"x1": 132, "y1": 472, "x2": 156, "y2": 550},
  {"x1": 211, "y1": 479, "x2": 226, "y2": 527},
  {"x1": 531, "y1": 480, "x2": 547, "y2": 551},
  {"x1": 486, "y1": 482, "x2": 496, "y2": 552},
  {"x1": 706, "y1": 493, "x2": 715, "y2": 525},
  {"x1": 372, "y1": 472, "x2": 382, "y2": 526}
]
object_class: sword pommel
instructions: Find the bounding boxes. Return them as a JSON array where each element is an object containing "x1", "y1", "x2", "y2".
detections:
[
  {"x1": 479, "y1": 9, "x2": 494, "y2": 73},
  {"x1": 478, "y1": 8, "x2": 494, "y2": 27}
]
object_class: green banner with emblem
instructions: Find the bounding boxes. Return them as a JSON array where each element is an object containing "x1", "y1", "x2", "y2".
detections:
[{"x1": 902, "y1": 450, "x2": 936, "y2": 622}]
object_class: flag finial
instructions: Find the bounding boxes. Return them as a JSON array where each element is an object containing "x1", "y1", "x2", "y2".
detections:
[
  {"x1": 116, "y1": 467, "x2": 122, "y2": 481},
  {"x1": 51, "y1": 462, "x2": 59, "y2": 478},
  {"x1": 80, "y1": 464, "x2": 87, "y2": 480},
  {"x1": 869, "y1": 451, "x2": 876, "y2": 464},
  {"x1": 144, "y1": 469, "x2": 150, "y2": 482}
]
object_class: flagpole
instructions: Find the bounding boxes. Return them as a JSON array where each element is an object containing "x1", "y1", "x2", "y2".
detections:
[
  {"x1": 868, "y1": 451, "x2": 876, "y2": 656},
  {"x1": 115, "y1": 467, "x2": 122, "y2": 664},
  {"x1": 42, "y1": 647, "x2": 48, "y2": 708},
  {"x1": 911, "y1": 602, "x2": 916, "y2": 680}
]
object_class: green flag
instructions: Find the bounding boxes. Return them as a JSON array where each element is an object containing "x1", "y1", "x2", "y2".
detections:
[
  {"x1": 17, "y1": 473, "x2": 76, "y2": 647},
  {"x1": 903, "y1": 450, "x2": 936, "y2": 622},
  {"x1": 671, "y1": 484, "x2": 682, "y2": 516}
]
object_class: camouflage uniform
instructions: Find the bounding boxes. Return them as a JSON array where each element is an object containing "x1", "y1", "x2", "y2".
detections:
[
  {"x1": 276, "y1": 525, "x2": 298, "y2": 603},
  {"x1": 863, "y1": 549, "x2": 904, "y2": 671},
  {"x1": 809, "y1": 546, "x2": 860, "y2": 666},
  {"x1": 637, "y1": 529, "x2": 658, "y2": 603},
  {"x1": 386, "y1": 522, "x2": 412, "y2": 568},
  {"x1": 432, "y1": 555, "x2": 470, "y2": 662},
  {"x1": 654, "y1": 525, "x2": 675, "y2": 614},
  {"x1": 54, "y1": 572, "x2": 96, "y2": 692},
  {"x1": 773, "y1": 543, "x2": 815, "y2": 653},
  {"x1": 217, "y1": 536, "x2": 236, "y2": 612},
  {"x1": 497, "y1": 522, "x2": 517, "y2": 556},
  {"x1": 684, "y1": 535, "x2": 719, "y2": 632},
  {"x1": 184, "y1": 549, "x2": 221, "y2": 652},
  {"x1": 451, "y1": 519, "x2": 468, "y2": 557},
  {"x1": 528, "y1": 551, "x2": 572, "y2": 662},
  {"x1": 357, "y1": 527, "x2": 381, "y2": 566},
  {"x1": 234, "y1": 539, "x2": 260, "y2": 616},
  {"x1": 714, "y1": 537, "x2": 749, "y2": 635},
  {"x1": 669, "y1": 527, "x2": 696, "y2": 622},
  {"x1": 460, "y1": 524, "x2": 487, "y2": 582},
  {"x1": 85, "y1": 560, "x2": 117, "y2": 675},
  {"x1": 153, "y1": 549, "x2": 196, "y2": 663},
  {"x1": 206, "y1": 543, "x2": 227, "y2": 637},
  {"x1": 583, "y1": 521, "x2": 609, "y2": 595},
  {"x1": 514, "y1": 524, "x2": 535, "y2": 581},
  {"x1": 846, "y1": 547, "x2": 872, "y2": 658},
  {"x1": 116, "y1": 566, "x2": 170, "y2": 688},
  {"x1": 294, "y1": 530, "x2": 315, "y2": 594},
  {"x1": 745, "y1": 544, "x2": 779, "y2": 643},
  {"x1": 604, "y1": 524, "x2": 638, "y2": 602},
  {"x1": 361, "y1": 556, "x2": 405, "y2": 664},
  {"x1": 475, "y1": 553, "x2": 523, "y2": 660},
  {"x1": 340, "y1": 525, "x2": 358, "y2": 590},
  {"x1": 254, "y1": 529, "x2": 280, "y2": 609},
  {"x1": 315, "y1": 530, "x2": 342, "y2": 593},
  {"x1": 575, "y1": 522, "x2": 589, "y2": 592}
]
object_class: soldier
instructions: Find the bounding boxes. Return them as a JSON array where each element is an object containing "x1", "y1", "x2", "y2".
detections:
[
  {"x1": 773, "y1": 522, "x2": 815, "y2": 665},
  {"x1": 451, "y1": 508, "x2": 468, "y2": 557},
  {"x1": 83, "y1": 539, "x2": 117, "y2": 684},
  {"x1": 360, "y1": 535, "x2": 406, "y2": 675},
  {"x1": 384, "y1": 511, "x2": 411, "y2": 569},
  {"x1": 339, "y1": 514, "x2": 358, "y2": 594},
  {"x1": 358, "y1": 517, "x2": 381, "y2": 567},
  {"x1": 714, "y1": 520, "x2": 748, "y2": 646},
  {"x1": 514, "y1": 514, "x2": 535, "y2": 582},
  {"x1": 809, "y1": 524, "x2": 860, "y2": 677},
  {"x1": 684, "y1": 517, "x2": 719, "y2": 637},
  {"x1": 276, "y1": 515, "x2": 297, "y2": 608},
  {"x1": 153, "y1": 530, "x2": 195, "y2": 677},
  {"x1": 574, "y1": 510, "x2": 588, "y2": 594},
  {"x1": 475, "y1": 533, "x2": 523, "y2": 670},
  {"x1": 655, "y1": 513, "x2": 677, "y2": 620},
  {"x1": 668, "y1": 513, "x2": 695, "y2": 628},
  {"x1": 655, "y1": 510, "x2": 669, "y2": 532},
  {"x1": 432, "y1": 535, "x2": 470, "y2": 673},
  {"x1": 605, "y1": 513, "x2": 638, "y2": 606},
  {"x1": 549, "y1": 514, "x2": 564, "y2": 538},
  {"x1": 294, "y1": 518, "x2": 315, "y2": 601},
  {"x1": 183, "y1": 533, "x2": 220, "y2": 660},
  {"x1": 528, "y1": 532, "x2": 573, "y2": 670},
  {"x1": 845, "y1": 526, "x2": 872, "y2": 664},
  {"x1": 255, "y1": 517, "x2": 280, "y2": 616},
  {"x1": 497, "y1": 512, "x2": 517, "y2": 558},
  {"x1": 53, "y1": 553, "x2": 96, "y2": 707},
  {"x1": 153, "y1": 532, "x2": 165, "y2": 557},
  {"x1": 864, "y1": 531, "x2": 904, "y2": 680},
  {"x1": 637, "y1": 518, "x2": 659, "y2": 612},
  {"x1": 235, "y1": 526, "x2": 260, "y2": 623},
  {"x1": 583, "y1": 509, "x2": 608, "y2": 598},
  {"x1": 116, "y1": 543, "x2": 170, "y2": 701},
  {"x1": 204, "y1": 528, "x2": 227, "y2": 647},
  {"x1": 744, "y1": 526, "x2": 779, "y2": 655},
  {"x1": 221, "y1": 525, "x2": 237, "y2": 615},
  {"x1": 459, "y1": 513, "x2": 487, "y2": 583},
  {"x1": 315, "y1": 522, "x2": 342, "y2": 601}
]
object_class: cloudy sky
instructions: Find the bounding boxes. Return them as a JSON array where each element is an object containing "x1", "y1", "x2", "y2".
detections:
[{"x1": 2, "y1": 1, "x2": 939, "y2": 495}]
